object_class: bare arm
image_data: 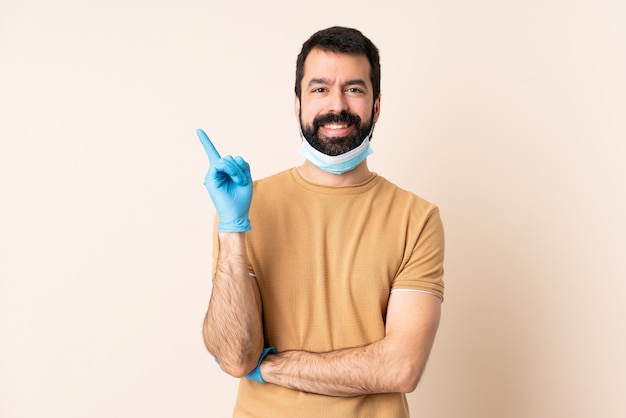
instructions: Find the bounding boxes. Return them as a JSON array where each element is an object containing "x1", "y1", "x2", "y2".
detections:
[
  {"x1": 259, "y1": 291, "x2": 441, "y2": 396},
  {"x1": 202, "y1": 232, "x2": 264, "y2": 378}
]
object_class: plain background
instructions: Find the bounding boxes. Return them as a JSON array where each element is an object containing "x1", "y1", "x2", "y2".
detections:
[{"x1": 1, "y1": 0, "x2": 625, "y2": 417}]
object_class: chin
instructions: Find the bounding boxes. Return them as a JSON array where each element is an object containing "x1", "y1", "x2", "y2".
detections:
[{"x1": 318, "y1": 140, "x2": 353, "y2": 156}]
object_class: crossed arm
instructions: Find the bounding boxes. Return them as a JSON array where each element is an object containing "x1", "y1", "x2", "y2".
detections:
[
  {"x1": 259, "y1": 291, "x2": 441, "y2": 396},
  {"x1": 203, "y1": 232, "x2": 441, "y2": 396}
]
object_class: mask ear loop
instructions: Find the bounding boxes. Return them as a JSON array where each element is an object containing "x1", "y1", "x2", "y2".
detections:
[
  {"x1": 353, "y1": 104, "x2": 379, "y2": 140},
  {"x1": 296, "y1": 99, "x2": 309, "y2": 143}
]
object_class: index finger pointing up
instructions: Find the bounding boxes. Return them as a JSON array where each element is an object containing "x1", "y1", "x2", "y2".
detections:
[{"x1": 196, "y1": 128, "x2": 221, "y2": 164}]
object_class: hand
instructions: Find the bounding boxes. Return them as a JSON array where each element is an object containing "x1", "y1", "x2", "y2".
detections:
[
  {"x1": 197, "y1": 129, "x2": 252, "y2": 232},
  {"x1": 245, "y1": 347, "x2": 276, "y2": 383}
]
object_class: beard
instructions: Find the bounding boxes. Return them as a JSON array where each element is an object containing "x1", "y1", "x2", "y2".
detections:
[{"x1": 300, "y1": 110, "x2": 374, "y2": 156}]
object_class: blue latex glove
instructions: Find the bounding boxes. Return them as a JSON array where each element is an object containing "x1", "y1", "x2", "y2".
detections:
[
  {"x1": 197, "y1": 129, "x2": 252, "y2": 232},
  {"x1": 245, "y1": 347, "x2": 277, "y2": 383},
  {"x1": 213, "y1": 347, "x2": 276, "y2": 383}
]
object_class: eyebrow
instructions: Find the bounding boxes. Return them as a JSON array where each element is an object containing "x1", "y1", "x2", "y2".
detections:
[{"x1": 307, "y1": 78, "x2": 368, "y2": 89}]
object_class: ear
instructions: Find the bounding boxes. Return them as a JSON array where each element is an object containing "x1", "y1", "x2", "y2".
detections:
[
  {"x1": 373, "y1": 93, "x2": 381, "y2": 123},
  {"x1": 294, "y1": 96, "x2": 300, "y2": 119}
]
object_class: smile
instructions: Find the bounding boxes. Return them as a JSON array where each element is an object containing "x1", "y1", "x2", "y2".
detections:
[{"x1": 323, "y1": 123, "x2": 350, "y2": 130}]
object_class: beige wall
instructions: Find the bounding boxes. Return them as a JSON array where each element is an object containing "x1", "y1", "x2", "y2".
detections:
[{"x1": 1, "y1": 1, "x2": 625, "y2": 417}]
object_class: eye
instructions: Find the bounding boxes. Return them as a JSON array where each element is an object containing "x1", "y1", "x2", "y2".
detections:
[
  {"x1": 346, "y1": 87, "x2": 365, "y2": 94},
  {"x1": 311, "y1": 87, "x2": 326, "y2": 93}
]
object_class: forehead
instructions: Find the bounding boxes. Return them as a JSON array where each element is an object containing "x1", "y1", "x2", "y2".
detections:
[{"x1": 302, "y1": 48, "x2": 372, "y2": 86}]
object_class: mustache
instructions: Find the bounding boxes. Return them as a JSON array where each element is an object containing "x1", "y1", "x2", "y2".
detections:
[{"x1": 313, "y1": 111, "x2": 362, "y2": 130}]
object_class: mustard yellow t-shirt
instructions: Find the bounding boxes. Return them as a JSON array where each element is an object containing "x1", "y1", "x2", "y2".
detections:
[{"x1": 230, "y1": 168, "x2": 445, "y2": 417}]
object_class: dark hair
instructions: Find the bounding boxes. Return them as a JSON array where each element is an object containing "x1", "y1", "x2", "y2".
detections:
[{"x1": 295, "y1": 26, "x2": 381, "y2": 101}]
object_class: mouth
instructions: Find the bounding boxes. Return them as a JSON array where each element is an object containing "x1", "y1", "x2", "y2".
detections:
[{"x1": 319, "y1": 122, "x2": 354, "y2": 138}]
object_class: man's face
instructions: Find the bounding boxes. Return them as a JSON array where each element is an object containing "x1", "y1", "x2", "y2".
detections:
[{"x1": 297, "y1": 48, "x2": 380, "y2": 156}]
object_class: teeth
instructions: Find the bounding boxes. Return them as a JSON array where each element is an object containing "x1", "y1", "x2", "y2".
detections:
[{"x1": 325, "y1": 123, "x2": 348, "y2": 129}]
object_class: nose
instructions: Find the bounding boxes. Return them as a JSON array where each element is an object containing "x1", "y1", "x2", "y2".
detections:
[{"x1": 327, "y1": 89, "x2": 349, "y2": 113}]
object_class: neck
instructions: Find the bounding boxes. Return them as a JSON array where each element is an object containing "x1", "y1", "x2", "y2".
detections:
[{"x1": 298, "y1": 159, "x2": 373, "y2": 186}]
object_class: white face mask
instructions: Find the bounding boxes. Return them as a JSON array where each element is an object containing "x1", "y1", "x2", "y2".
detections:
[
  {"x1": 298, "y1": 130, "x2": 373, "y2": 175},
  {"x1": 297, "y1": 101, "x2": 374, "y2": 175}
]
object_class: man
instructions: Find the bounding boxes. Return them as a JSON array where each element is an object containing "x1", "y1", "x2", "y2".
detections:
[{"x1": 198, "y1": 26, "x2": 444, "y2": 417}]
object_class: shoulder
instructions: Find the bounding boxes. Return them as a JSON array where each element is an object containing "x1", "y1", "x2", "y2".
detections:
[
  {"x1": 251, "y1": 169, "x2": 303, "y2": 208},
  {"x1": 253, "y1": 168, "x2": 297, "y2": 192},
  {"x1": 375, "y1": 175, "x2": 440, "y2": 217}
]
